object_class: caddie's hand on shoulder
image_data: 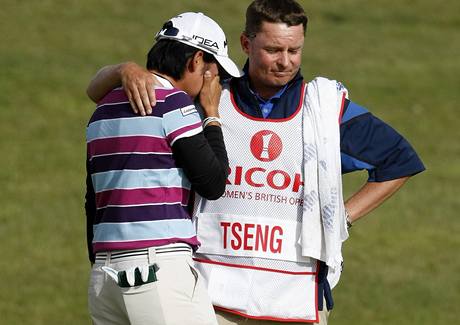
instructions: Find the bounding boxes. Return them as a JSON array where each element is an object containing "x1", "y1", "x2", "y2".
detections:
[
  {"x1": 199, "y1": 70, "x2": 221, "y2": 119},
  {"x1": 120, "y1": 62, "x2": 158, "y2": 116}
]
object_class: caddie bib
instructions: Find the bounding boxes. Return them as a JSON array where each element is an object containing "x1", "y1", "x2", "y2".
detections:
[{"x1": 194, "y1": 83, "x2": 321, "y2": 322}]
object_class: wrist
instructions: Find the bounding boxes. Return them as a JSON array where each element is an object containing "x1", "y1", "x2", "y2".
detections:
[
  {"x1": 345, "y1": 209, "x2": 353, "y2": 229},
  {"x1": 202, "y1": 107, "x2": 219, "y2": 118},
  {"x1": 205, "y1": 121, "x2": 221, "y2": 127},
  {"x1": 117, "y1": 62, "x2": 129, "y2": 76},
  {"x1": 118, "y1": 61, "x2": 136, "y2": 77},
  {"x1": 203, "y1": 116, "x2": 222, "y2": 128}
]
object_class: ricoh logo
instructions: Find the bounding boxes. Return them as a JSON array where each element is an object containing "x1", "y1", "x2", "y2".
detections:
[
  {"x1": 227, "y1": 166, "x2": 303, "y2": 192},
  {"x1": 250, "y1": 130, "x2": 282, "y2": 162}
]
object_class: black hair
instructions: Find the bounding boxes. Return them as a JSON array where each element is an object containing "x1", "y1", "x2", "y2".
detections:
[{"x1": 146, "y1": 39, "x2": 215, "y2": 80}]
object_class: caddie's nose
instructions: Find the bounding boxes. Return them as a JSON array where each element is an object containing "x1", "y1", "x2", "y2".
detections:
[{"x1": 277, "y1": 51, "x2": 289, "y2": 69}]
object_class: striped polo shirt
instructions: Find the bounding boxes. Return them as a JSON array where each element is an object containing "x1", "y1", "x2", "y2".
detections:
[{"x1": 86, "y1": 76, "x2": 202, "y2": 253}]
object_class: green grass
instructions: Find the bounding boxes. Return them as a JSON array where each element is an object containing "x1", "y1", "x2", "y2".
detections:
[{"x1": 0, "y1": 0, "x2": 458, "y2": 324}]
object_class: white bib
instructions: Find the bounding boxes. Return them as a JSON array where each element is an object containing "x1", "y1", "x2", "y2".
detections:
[{"x1": 194, "y1": 84, "x2": 321, "y2": 322}]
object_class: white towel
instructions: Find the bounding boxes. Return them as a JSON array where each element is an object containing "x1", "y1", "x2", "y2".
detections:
[{"x1": 300, "y1": 77, "x2": 349, "y2": 280}]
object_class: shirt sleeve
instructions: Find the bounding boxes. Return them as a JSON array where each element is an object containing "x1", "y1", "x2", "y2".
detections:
[
  {"x1": 340, "y1": 99, "x2": 425, "y2": 181},
  {"x1": 162, "y1": 91, "x2": 203, "y2": 146},
  {"x1": 172, "y1": 125, "x2": 229, "y2": 200}
]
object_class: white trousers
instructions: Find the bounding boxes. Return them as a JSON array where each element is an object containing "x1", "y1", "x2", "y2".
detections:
[{"x1": 88, "y1": 245, "x2": 218, "y2": 325}]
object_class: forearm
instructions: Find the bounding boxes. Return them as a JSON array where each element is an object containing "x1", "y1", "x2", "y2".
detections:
[
  {"x1": 88, "y1": 61, "x2": 159, "y2": 114},
  {"x1": 203, "y1": 125, "x2": 229, "y2": 175},
  {"x1": 173, "y1": 126, "x2": 229, "y2": 200},
  {"x1": 345, "y1": 176, "x2": 409, "y2": 223},
  {"x1": 86, "y1": 63, "x2": 125, "y2": 103}
]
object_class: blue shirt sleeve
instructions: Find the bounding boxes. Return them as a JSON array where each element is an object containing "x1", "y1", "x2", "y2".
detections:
[{"x1": 340, "y1": 100, "x2": 425, "y2": 181}]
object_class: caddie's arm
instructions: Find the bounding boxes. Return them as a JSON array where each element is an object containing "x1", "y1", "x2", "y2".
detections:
[
  {"x1": 86, "y1": 62, "x2": 157, "y2": 116},
  {"x1": 344, "y1": 176, "x2": 409, "y2": 225},
  {"x1": 340, "y1": 99, "x2": 425, "y2": 225}
]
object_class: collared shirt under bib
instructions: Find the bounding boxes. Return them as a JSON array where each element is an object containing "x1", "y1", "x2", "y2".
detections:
[{"x1": 194, "y1": 83, "x2": 322, "y2": 322}]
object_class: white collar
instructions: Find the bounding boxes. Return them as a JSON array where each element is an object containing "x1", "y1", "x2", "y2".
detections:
[{"x1": 153, "y1": 73, "x2": 174, "y2": 89}]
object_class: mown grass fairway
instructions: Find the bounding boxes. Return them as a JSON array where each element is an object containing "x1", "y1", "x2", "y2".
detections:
[{"x1": 1, "y1": 1, "x2": 459, "y2": 324}]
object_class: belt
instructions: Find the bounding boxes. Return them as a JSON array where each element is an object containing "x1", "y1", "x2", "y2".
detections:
[{"x1": 95, "y1": 243, "x2": 193, "y2": 262}]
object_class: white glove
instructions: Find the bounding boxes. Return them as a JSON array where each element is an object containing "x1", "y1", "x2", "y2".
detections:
[
  {"x1": 138, "y1": 265, "x2": 150, "y2": 283},
  {"x1": 102, "y1": 264, "x2": 152, "y2": 286},
  {"x1": 101, "y1": 266, "x2": 119, "y2": 283},
  {"x1": 125, "y1": 264, "x2": 150, "y2": 286}
]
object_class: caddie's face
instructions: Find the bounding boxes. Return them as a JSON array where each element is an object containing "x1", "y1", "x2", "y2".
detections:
[{"x1": 241, "y1": 22, "x2": 304, "y2": 98}]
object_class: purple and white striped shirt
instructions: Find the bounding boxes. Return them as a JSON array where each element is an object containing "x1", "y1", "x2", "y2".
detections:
[{"x1": 86, "y1": 79, "x2": 202, "y2": 253}]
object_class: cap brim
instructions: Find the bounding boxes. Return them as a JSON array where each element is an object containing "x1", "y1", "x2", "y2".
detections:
[{"x1": 215, "y1": 56, "x2": 242, "y2": 78}]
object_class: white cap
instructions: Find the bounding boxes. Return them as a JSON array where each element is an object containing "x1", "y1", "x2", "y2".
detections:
[{"x1": 155, "y1": 12, "x2": 242, "y2": 78}]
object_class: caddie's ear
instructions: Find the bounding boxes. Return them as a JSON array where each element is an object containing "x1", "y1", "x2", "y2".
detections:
[
  {"x1": 188, "y1": 51, "x2": 204, "y2": 73},
  {"x1": 240, "y1": 33, "x2": 251, "y2": 55}
]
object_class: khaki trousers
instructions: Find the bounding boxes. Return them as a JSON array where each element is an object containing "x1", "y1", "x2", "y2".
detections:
[{"x1": 88, "y1": 246, "x2": 217, "y2": 325}]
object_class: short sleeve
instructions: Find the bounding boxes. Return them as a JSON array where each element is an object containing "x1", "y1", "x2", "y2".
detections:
[
  {"x1": 340, "y1": 100, "x2": 425, "y2": 181},
  {"x1": 162, "y1": 91, "x2": 203, "y2": 146}
]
